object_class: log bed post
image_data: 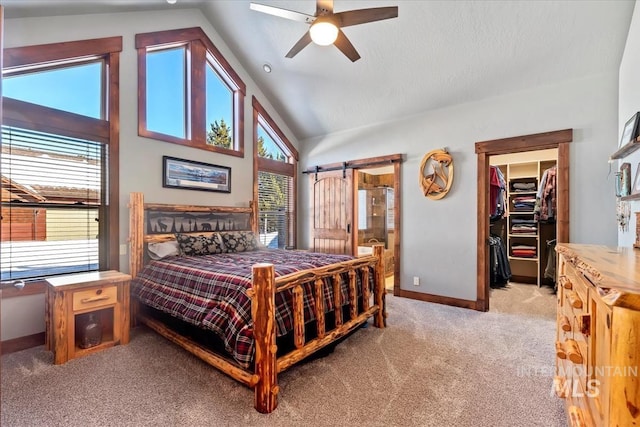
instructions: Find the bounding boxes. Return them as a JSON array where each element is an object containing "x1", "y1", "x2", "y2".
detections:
[
  {"x1": 251, "y1": 263, "x2": 279, "y2": 414},
  {"x1": 373, "y1": 244, "x2": 386, "y2": 328},
  {"x1": 129, "y1": 192, "x2": 145, "y2": 326}
]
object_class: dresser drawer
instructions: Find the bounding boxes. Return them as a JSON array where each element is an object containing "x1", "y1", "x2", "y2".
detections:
[{"x1": 72, "y1": 285, "x2": 118, "y2": 311}]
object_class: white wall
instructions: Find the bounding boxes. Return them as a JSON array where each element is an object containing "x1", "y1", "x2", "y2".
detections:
[
  {"x1": 300, "y1": 72, "x2": 619, "y2": 301},
  {"x1": 618, "y1": 0, "x2": 640, "y2": 247},
  {"x1": 1, "y1": 8, "x2": 298, "y2": 341}
]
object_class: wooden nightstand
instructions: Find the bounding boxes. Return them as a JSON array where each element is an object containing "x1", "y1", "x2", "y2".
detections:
[{"x1": 45, "y1": 270, "x2": 131, "y2": 364}]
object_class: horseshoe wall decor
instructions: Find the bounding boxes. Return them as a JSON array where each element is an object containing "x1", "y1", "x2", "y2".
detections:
[{"x1": 419, "y1": 148, "x2": 454, "y2": 200}]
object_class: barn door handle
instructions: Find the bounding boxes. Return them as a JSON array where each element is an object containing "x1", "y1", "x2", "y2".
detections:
[{"x1": 347, "y1": 223, "x2": 351, "y2": 233}]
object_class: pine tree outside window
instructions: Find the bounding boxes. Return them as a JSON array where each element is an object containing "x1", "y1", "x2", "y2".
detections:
[
  {"x1": 137, "y1": 28, "x2": 246, "y2": 157},
  {"x1": 252, "y1": 97, "x2": 298, "y2": 249}
]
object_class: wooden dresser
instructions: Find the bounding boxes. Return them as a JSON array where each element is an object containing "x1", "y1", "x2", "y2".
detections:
[{"x1": 555, "y1": 244, "x2": 640, "y2": 427}]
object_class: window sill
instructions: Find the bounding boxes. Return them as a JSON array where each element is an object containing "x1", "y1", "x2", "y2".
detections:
[{"x1": 1, "y1": 280, "x2": 46, "y2": 299}]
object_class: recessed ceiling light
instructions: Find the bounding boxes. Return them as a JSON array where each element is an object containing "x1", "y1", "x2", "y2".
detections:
[
  {"x1": 167, "y1": 0, "x2": 177, "y2": 4},
  {"x1": 262, "y1": 63, "x2": 272, "y2": 73}
]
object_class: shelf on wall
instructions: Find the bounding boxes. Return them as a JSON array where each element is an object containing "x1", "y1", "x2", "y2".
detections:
[
  {"x1": 610, "y1": 136, "x2": 640, "y2": 160},
  {"x1": 620, "y1": 193, "x2": 640, "y2": 202}
]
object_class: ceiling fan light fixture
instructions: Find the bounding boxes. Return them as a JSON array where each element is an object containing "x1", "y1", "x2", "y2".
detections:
[{"x1": 309, "y1": 20, "x2": 339, "y2": 46}]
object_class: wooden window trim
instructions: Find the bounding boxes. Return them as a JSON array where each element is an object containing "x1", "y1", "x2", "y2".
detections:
[
  {"x1": 252, "y1": 95, "x2": 298, "y2": 161},
  {"x1": 4, "y1": 36, "x2": 122, "y2": 69},
  {"x1": 252, "y1": 96, "x2": 297, "y2": 248},
  {"x1": 3, "y1": 37, "x2": 121, "y2": 272},
  {"x1": 136, "y1": 27, "x2": 245, "y2": 157}
]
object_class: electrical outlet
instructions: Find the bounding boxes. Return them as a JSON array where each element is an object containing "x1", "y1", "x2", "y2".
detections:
[
  {"x1": 119, "y1": 244, "x2": 128, "y2": 255},
  {"x1": 413, "y1": 276, "x2": 420, "y2": 286}
]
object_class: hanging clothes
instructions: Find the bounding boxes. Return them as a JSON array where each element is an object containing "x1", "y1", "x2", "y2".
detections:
[
  {"x1": 490, "y1": 166, "x2": 507, "y2": 221},
  {"x1": 534, "y1": 165, "x2": 557, "y2": 222},
  {"x1": 489, "y1": 234, "x2": 511, "y2": 287}
]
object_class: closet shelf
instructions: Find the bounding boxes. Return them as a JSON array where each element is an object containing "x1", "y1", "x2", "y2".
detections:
[
  {"x1": 508, "y1": 256, "x2": 539, "y2": 261},
  {"x1": 509, "y1": 211, "x2": 535, "y2": 215},
  {"x1": 508, "y1": 234, "x2": 538, "y2": 238}
]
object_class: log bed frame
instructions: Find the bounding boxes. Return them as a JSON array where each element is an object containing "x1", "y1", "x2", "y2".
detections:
[{"x1": 128, "y1": 192, "x2": 386, "y2": 413}]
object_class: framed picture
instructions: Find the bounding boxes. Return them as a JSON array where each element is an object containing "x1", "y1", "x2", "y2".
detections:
[
  {"x1": 163, "y1": 156, "x2": 231, "y2": 193},
  {"x1": 621, "y1": 162, "x2": 632, "y2": 197},
  {"x1": 619, "y1": 112, "x2": 640, "y2": 148},
  {"x1": 633, "y1": 163, "x2": 640, "y2": 195}
]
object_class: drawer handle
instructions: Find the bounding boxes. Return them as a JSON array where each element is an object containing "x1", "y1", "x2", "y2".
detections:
[
  {"x1": 560, "y1": 276, "x2": 573, "y2": 290},
  {"x1": 80, "y1": 295, "x2": 110, "y2": 304},
  {"x1": 560, "y1": 315, "x2": 571, "y2": 332},
  {"x1": 565, "y1": 339, "x2": 583, "y2": 364},
  {"x1": 555, "y1": 341, "x2": 567, "y2": 359},
  {"x1": 567, "y1": 292, "x2": 582, "y2": 309}
]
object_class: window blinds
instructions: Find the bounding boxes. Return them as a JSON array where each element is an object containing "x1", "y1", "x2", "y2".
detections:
[
  {"x1": 257, "y1": 170, "x2": 294, "y2": 249},
  {"x1": 1, "y1": 126, "x2": 103, "y2": 281}
]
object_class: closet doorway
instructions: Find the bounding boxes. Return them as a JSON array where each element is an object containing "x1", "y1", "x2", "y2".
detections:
[
  {"x1": 475, "y1": 129, "x2": 572, "y2": 312},
  {"x1": 306, "y1": 154, "x2": 402, "y2": 295}
]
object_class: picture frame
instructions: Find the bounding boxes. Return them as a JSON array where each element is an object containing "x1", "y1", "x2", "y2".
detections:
[
  {"x1": 633, "y1": 163, "x2": 640, "y2": 195},
  {"x1": 163, "y1": 156, "x2": 231, "y2": 193},
  {"x1": 619, "y1": 112, "x2": 640, "y2": 148},
  {"x1": 621, "y1": 162, "x2": 632, "y2": 197}
]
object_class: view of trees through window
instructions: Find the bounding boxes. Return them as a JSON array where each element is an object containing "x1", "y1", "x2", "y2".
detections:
[
  {"x1": 138, "y1": 28, "x2": 245, "y2": 155},
  {"x1": 207, "y1": 119, "x2": 232, "y2": 148},
  {"x1": 256, "y1": 121, "x2": 293, "y2": 248}
]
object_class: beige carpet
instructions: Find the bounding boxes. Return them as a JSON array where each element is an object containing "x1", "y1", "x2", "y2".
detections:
[
  {"x1": 490, "y1": 282, "x2": 557, "y2": 319},
  {"x1": 1, "y1": 292, "x2": 566, "y2": 426}
]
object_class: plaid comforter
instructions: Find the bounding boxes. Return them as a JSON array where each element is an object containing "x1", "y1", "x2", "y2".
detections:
[{"x1": 131, "y1": 249, "x2": 366, "y2": 368}]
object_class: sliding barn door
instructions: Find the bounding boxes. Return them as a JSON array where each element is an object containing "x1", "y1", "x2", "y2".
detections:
[{"x1": 310, "y1": 169, "x2": 354, "y2": 254}]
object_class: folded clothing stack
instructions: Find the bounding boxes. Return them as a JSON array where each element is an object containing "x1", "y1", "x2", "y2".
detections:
[
  {"x1": 511, "y1": 181, "x2": 536, "y2": 192},
  {"x1": 511, "y1": 244, "x2": 536, "y2": 258},
  {"x1": 510, "y1": 218, "x2": 537, "y2": 234},
  {"x1": 512, "y1": 196, "x2": 536, "y2": 212}
]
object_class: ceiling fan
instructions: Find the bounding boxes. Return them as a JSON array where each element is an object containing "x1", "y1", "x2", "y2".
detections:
[{"x1": 250, "y1": 0, "x2": 398, "y2": 62}]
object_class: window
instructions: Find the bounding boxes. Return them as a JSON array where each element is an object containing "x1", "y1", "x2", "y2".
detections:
[
  {"x1": 1, "y1": 37, "x2": 122, "y2": 282},
  {"x1": 137, "y1": 28, "x2": 246, "y2": 157},
  {"x1": 253, "y1": 96, "x2": 298, "y2": 249},
  {"x1": 1, "y1": 127, "x2": 102, "y2": 280}
]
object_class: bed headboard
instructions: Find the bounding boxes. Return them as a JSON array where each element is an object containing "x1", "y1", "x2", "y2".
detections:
[{"x1": 128, "y1": 192, "x2": 257, "y2": 278}]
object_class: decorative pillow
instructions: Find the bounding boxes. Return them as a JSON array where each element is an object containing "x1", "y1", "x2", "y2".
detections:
[
  {"x1": 148, "y1": 241, "x2": 180, "y2": 260},
  {"x1": 219, "y1": 231, "x2": 259, "y2": 253},
  {"x1": 175, "y1": 233, "x2": 225, "y2": 256}
]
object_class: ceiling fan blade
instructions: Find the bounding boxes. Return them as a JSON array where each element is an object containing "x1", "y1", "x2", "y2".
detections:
[
  {"x1": 250, "y1": 3, "x2": 315, "y2": 24},
  {"x1": 316, "y1": 0, "x2": 334, "y2": 16},
  {"x1": 285, "y1": 31, "x2": 313, "y2": 58},
  {"x1": 335, "y1": 7, "x2": 399, "y2": 28},
  {"x1": 334, "y1": 29, "x2": 361, "y2": 62}
]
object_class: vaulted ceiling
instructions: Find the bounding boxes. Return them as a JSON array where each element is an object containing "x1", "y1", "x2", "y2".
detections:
[{"x1": 4, "y1": 0, "x2": 636, "y2": 141}]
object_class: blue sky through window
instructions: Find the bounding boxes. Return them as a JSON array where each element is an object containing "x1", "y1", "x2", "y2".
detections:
[
  {"x1": 4, "y1": 45, "x2": 235, "y2": 145},
  {"x1": 147, "y1": 47, "x2": 186, "y2": 138},
  {"x1": 206, "y1": 62, "x2": 233, "y2": 138},
  {"x1": 4, "y1": 61, "x2": 102, "y2": 119}
]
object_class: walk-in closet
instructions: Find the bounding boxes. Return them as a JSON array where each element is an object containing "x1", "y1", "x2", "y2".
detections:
[{"x1": 488, "y1": 148, "x2": 558, "y2": 290}]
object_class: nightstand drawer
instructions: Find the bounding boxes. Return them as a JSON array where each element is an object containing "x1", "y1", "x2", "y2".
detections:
[{"x1": 73, "y1": 285, "x2": 117, "y2": 311}]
